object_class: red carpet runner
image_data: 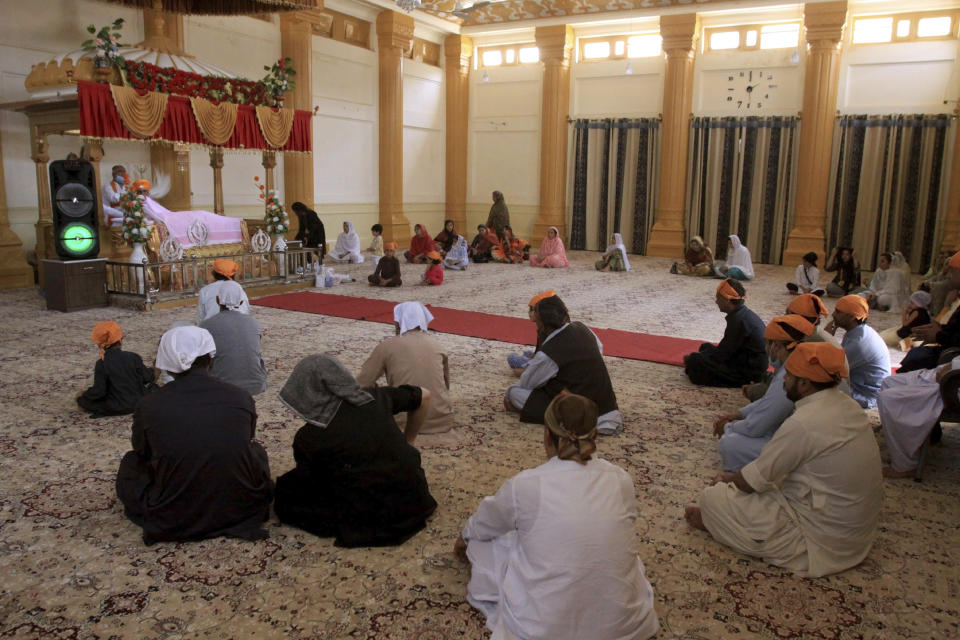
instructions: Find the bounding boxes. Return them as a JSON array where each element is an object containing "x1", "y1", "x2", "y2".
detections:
[{"x1": 253, "y1": 291, "x2": 702, "y2": 367}]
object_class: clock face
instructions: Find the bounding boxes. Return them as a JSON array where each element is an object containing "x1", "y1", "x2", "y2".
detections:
[{"x1": 726, "y1": 69, "x2": 778, "y2": 110}]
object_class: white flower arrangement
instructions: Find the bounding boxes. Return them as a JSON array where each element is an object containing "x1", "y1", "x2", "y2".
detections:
[
  {"x1": 118, "y1": 190, "x2": 153, "y2": 245},
  {"x1": 254, "y1": 175, "x2": 289, "y2": 235}
]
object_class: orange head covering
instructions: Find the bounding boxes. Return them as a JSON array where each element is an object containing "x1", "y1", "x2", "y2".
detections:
[
  {"x1": 384, "y1": 241, "x2": 399, "y2": 250},
  {"x1": 212, "y1": 259, "x2": 239, "y2": 279},
  {"x1": 949, "y1": 251, "x2": 960, "y2": 270},
  {"x1": 91, "y1": 321, "x2": 122, "y2": 360},
  {"x1": 787, "y1": 293, "x2": 828, "y2": 319},
  {"x1": 426, "y1": 250, "x2": 442, "y2": 261},
  {"x1": 716, "y1": 279, "x2": 745, "y2": 301},
  {"x1": 785, "y1": 342, "x2": 848, "y2": 384},
  {"x1": 132, "y1": 179, "x2": 151, "y2": 192},
  {"x1": 529, "y1": 290, "x2": 556, "y2": 308},
  {"x1": 836, "y1": 294, "x2": 869, "y2": 321},
  {"x1": 764, "y1": 314, "x2": 815, "y2": 350}
]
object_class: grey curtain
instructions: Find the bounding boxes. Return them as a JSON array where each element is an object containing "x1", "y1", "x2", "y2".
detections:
[
  {"x1": 568, "y1": 118, "x2": 660, "y2": 253},
  {"x1": 826, "y1": 114, "x2": 954, "y2": 272},
  {"x1": 685, "y1": 116, "x2": 799, "y2": 264}
]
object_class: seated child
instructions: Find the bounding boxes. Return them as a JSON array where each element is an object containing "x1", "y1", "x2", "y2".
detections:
[
  {"x1": 368, "y1": 242, "x2": 402, "y2": 287},
  {"x1": 786, "y1": 252, "x2": 824, "y2": 296},
  {"x1": 77, "y1": 321, "x2": 156, "y2": 417},
  {"x1": 880, "y1": 290, "x2": 932, "y2": 348},
  {"x1": 420, "y1": 251, "x2": 443, "y2": 285},
  {"x1": 443, "y1": 235, "x2": 469, "y2": 270},
  {"x1": 366, "y1": 223, "x2": 384, "y2": 266}
]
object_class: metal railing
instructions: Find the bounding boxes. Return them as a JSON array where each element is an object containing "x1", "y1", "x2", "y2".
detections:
[{"x1": 106, "y1": 247, "x2": 320, "y2": 304}]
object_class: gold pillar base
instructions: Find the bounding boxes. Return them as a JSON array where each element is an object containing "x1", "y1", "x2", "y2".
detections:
[
  {"x1": 644, "y1": 212, "x2": 686, "y2": 258},
  {"x1": 532, "y1": 216, "x2": 565, "y2": 241},
  {"x1": 381, "y1": 215, "x2": 411, "y2": 245},
  {"x1": 0, "y1": 230, "x2": 33, "y2": 289},
  {"x1": 782, "y1": 227, "x2": 826, "y2": 267}
]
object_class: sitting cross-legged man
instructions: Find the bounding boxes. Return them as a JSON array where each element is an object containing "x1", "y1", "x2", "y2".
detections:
[
  {"x1": 504, "y1": 295, "x2": 622, "y2": 434},
  {"x1": 115, "y1": 326, "x2": 273, "y2": 545},
  {"x1": 686, "y1": 342, "x2": 883, "y2": 578},
  {"x1": 456, "y1": 392, "x2": 659, "y2": 640},
  {"x1": 684, "y1": 279, "x2": 768, "y2": 387},
  {"x1": 77, "y1": 321, "x2": 156, "y2": 418},
  {"x1": 824, "y1": 294, "x2": 890, "y2": 409},
  {"x1": 713, "y1": 314, "x2": 814, "y2": 472}
]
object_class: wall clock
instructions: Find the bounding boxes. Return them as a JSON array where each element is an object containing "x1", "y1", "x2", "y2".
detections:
[{"x1": 726, "y1": 69, "x2": 778, "y2": 110}]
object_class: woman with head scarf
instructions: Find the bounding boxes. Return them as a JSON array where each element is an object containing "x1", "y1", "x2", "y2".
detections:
[
  {"x1": 671, "y1": 235, "x2": 714, "y2": 276},
  {"x1": 443, "y1": 235, "x2": 469, "y2": 270},
  {"x1": 880, "y1": 290, "x2": 932, "y2": 348},
  {"x1": 486, "y1": 190, "x2": 511, "y2": 240},
  {"x1": 595, "y1": 233, "x2": 630, "y2": 271},
  {"x1": 529, "y1": 226, "x2": 569, "y2": 268},
  {"x1": 455, "y1": 392, "x2": 659, "y2": 640},
  {"x1": 861, "y1": 252, "x2": 912, "y2": 311},
  {"x1": 77, "y1": 321, "x2": 156, "y2": 417},
  {"x1": 824, "y1": 246, "x2": 862, "y2": 297},
  {"x1": 434, "y1": 219, "x2": 458, "y2": 255},
  {"x1": 405, "y1": 223, "x2": 434, "y2": 264},
  {"x1": 714, "y1": 235, "x2": 754, "y2": 280},
  {"x1": 490, "y1": 226, "x2": 527, "y2": 264},
  {"x1": 329, "y1": 221, "x2": 364, "y2": 263},
  {"x1": 291, "y1": 202, "x2": 325, "y2": 257},
  {"x1": 274, "y1": 354, "x2": 437, "y2": 547}
]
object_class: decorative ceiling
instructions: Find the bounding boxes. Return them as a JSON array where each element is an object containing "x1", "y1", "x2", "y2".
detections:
[
  {"x1": 420, "y1": 0, "x2": 766, "y2": 27},
  {"x1": 99, "y1": 0, "x2": 321, "y2": 15}
]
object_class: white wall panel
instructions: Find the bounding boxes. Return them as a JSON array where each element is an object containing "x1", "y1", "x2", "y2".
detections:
[
  {"x1": 473, "y1": 81, "x2": 541, "y2": 118},
  {"x1": 574, "y1": 74, "x2": 662, "y2": 117},
  {"x1": 470, "y1": 130, "x2": 539, "y2": 203},
  {"x1": 403, "y1": 127, "x2": 443, "y2": 202},
  {"x1": 314, "y1": 116, "x2": 377, "y2": 202},
  {"x1": 184, "y1": 15, "x2": 279, "y2": 79}
]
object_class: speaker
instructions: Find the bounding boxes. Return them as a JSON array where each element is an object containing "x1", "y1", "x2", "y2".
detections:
[{"x1": 50, "y1": 159, "x2": 100, "y2": 260}]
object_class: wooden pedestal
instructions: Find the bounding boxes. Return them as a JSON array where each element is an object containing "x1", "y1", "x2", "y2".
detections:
[{"x1": 42, "y1": 258, "x2": 108, "y2": 312}]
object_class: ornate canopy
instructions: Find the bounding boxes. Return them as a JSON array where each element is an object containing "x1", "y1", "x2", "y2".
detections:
[{"x1": 98, "y1": 0, "x2": 322, "y2": 14}]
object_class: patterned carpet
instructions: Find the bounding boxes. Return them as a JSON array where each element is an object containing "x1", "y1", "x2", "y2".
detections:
[{"x1": 1, "y1": 251, "x2": 957, "y2": 640}]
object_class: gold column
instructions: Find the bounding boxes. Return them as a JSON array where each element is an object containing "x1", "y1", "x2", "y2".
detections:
[
  {"x1": 262, "y1": 150, "x2": 277, "y2": 195},
  {"x1": 0, "y1": 131, "x2": 34, "y2": 288},
  {"x1": 281, "y1": 11, "x2": 317, "y2": 239},
  {"x1": 646, "y1": 13, "x2": 700, "y2": 257},
  {"x1": 941, "y1": 103, "x2": 960, "y2": 251},
  {"x1": 532, "y1": 25, "x2": 574, "y2": 240},
  {"x1": 782, "y1": 1, "x2": 847, "y2": 265},
  {"x1": 444, "y1": 34, "x2": 472, "y2": 232},
  {"x1": 151, "y1": 143, "x2": 192, "y2": 211},
  {"x1": 209, "y1": 147, "x2": 224, "y2": 215},
  {"x1": 31, "y1": 134, "x2": 53, "y2": 261},
  {"x1": 376, "y1": 10, "x2": 414, "y2": 244}
]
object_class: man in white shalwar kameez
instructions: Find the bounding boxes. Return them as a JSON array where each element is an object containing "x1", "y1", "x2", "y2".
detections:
[
  {"x1": 455, "y1": 393, "x2": 659, "y2": 640},
  {"x1": 877, "y1": 355, "x2": 960, "y2": 478},
  {"x1": 101, "y1": 165, "x2": 128, "y2": 227},
  {"x1": 686, "y1": 342, "x2": 884, "y2": 578}
]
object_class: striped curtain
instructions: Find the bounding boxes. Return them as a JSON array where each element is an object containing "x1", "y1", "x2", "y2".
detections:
[
  {"x1": 826, "y1": 114, "x2": 954, "y2": 273},
  {"x1": 685, "y1": 116, "x2": 799, "y2": 265},
  {"x1": 568, "y1": 118, "x2": 660, "y2": 253}
]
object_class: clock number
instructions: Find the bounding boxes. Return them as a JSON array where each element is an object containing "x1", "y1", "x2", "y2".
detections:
[
  {"x1": 764, "y1": 93, "x2": 769, "y2": 99},
  {"x1": 728, "y1": 75, "x2": 734, "y2": 81},
  {"x1": 769, "y1": 84, "x2": 778, "y2": 89},
  {"x1": 757, "y1": 102, "x2": 762, "y2": 109},
  {"x1": 737, "y1": 100, "x2": 743, "y2": 108},
  {"x1": 749, "y1": 70, "x2": 753, "y2": 81},
  {"x1": 739, "y1": 71, "x2": 745, "y2": 77},
  {"x1": 747, "y1": 102, "x2": 751, "y2": 109},
  {"x1": 727, "y1": 96, "x2": 733, "y2": 102}
]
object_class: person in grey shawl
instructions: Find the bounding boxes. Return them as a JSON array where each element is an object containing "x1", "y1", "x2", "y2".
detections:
[
  {"x1": 486, "y1": 190, "x2": 511, "y2": 241},
  {"x1": 273, "y1": 354, "x2": 437, "y2": 547}
]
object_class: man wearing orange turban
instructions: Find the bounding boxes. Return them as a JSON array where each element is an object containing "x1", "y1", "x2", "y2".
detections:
[
  {"x1": 713, "y1": 315, "x2": 815, "y2": 472},
  {"x1": 687, "y1": 341, "x2": 883, "y2": 578},
  {"x1": 77, "y1": 321, "x2": 156, "y2": 417},
  {"x1": 506, "y1": 291, "x2": 559, "y2": 375},
  {"x1": 683, "y1": 278, "x2": 768, "y2": 387},
  {"x1": 197, "y1": 259, "x2": 250, "y2": 324},
  {"x1": 785, "y1": 293, "x2": 838, "y2": 346},
  {"x1": 898, "y1": 249, "x2": 960, "y2": 372},
  {"x1": 825, "y1": 295, "x2": 889, "y2": 408}
]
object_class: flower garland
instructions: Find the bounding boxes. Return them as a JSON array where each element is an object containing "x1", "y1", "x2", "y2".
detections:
[
  {"x1": 254, "y1": 176, "x2": 289, "y2": 235},
  {"x1": 124, "y1": 61, "x2": 271, "y2": 106},
  {"x1": 118, "y1": 190, "x2": 153, "y2": 244}
]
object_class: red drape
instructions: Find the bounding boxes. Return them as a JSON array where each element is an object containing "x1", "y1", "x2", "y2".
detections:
[{"x1": 78, "y1": 80, "x2": 311, "y2": 153}]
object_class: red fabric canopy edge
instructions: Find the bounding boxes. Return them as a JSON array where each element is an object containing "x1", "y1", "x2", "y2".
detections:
[{"x1": 77, "y1": 80, "x2": 311, "y2": 153}]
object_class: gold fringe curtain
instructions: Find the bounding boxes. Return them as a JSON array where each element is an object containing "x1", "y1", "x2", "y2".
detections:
[
  {"x1": 255, "y1": 106, "x2": 295, "y2": 149},
  {"x1": 190, "y1": 97, "x2": 239, "y2": 146},
  {"x1": 110, "y1": 85, "x2": 168, "y2": 139}
]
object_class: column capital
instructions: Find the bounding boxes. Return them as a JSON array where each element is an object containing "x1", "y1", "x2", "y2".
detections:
[
  {"x1": 280, "y1": 7, "x2": 328, "y2": 32},
  {"x1": 377, "y1": 10, "x2": 414, "y2": 54},
  {"x1": 261, "y1": 150, "x2": 277, "y2": 170},
  {"x1": 32, "y1": 138, "x2": 49, "y2": 164},
  {"x1": 803, "y1": 1, "x2": 847, "y2": 46},
  {"x1": 209, "y1": 147, "x2": 224, "y2": 169},
  {"x1": 444, "y1": 34, "x2": 474, "y2": 70},
  {"x1": 659, "y1": 13, "x2": 700, "y2": 54},
  {"x1": 535, "y1": 25, "x2": 573, "y2": 64}
]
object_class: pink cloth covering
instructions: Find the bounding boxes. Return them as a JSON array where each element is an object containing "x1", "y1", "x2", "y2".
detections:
[
  {"x1": 143, "y1": 197, "x2": 243, "y2": 249},
  {"x1": 530, "y1": 228, "x2": 569, "y2": 268}
]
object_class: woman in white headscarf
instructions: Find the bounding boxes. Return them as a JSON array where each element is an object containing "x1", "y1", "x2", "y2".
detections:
[
  {"x1": 595, "y1": 233, "x2": 630, "y2": 272},
  {"x1": 329, "y1": 221, "x2": 364, "y2": 263},
  {"x1": 715, "y1": 235, "x2": 754, "y2": 280},
  {"x1": 862, "y1": 252, "x2": 912, "y2": 311},
  {"x1": 443, "y1": 235, "x2": 470, "y2": 271}
]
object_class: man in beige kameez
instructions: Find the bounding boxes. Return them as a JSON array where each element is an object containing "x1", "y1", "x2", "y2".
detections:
[
  {"x1": 357, "y1": 301, "x2": 454, "y2": 434},
  {"x1": 685, "y1": 342, "x2": 883, "y2": 577}
]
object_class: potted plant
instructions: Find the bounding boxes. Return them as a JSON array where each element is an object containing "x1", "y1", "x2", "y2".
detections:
[
  {"x1": 81, "y1": 18, "x2": 126, "y2": 83},
  {"x1": 262, "y1": 57, "x2": 296, "y2": 107}
]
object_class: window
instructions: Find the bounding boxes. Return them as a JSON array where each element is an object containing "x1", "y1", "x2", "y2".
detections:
[
  {"x1": 477, "y1": 44, "x2": 540, "y2": 68},
  {"x1": 577, "y1": 33, "x2": 662, "y2": 62},
  {"x1": 704, "y1": 22, "x2": 800, "y2": 52},
  {"x1": 851, "y1": 11, "x2": 959, "y2": 44}
]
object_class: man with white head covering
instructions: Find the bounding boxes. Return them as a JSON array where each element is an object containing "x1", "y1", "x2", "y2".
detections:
[
  {"x1": 200, "y1": 280, "x2": 267, "y2": 395},
  {"x1": 116, "y1": 326, "x2": 273, "y2": 545},
  {"x1": 356, "y1": 301, "x2": 454, "y2": 434}
]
